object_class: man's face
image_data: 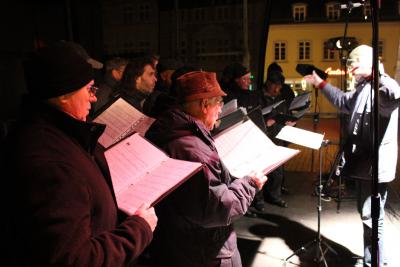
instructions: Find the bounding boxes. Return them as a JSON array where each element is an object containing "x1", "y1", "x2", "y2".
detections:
[
  {"x1": 347, "y1": 57, "x2": 372, "y2": 81},
  {"x1": 235, "y1": 73, "x2": 251, "y2": 90},
  {"x1": 136, "y1": 64, "x2": 157, "y2": 95},
  {"x1": 265, "y1": 81, "x2": 282, "y2": 97},
  {"x1": 112, "y1": 65, "x2": 127, "y2": 82},
  {"x1": 202, "y1": 97, "x2": 224, "y2": 130},
  {"x1": 61, "y1": 80, "x2": 97, "y2": 121}
]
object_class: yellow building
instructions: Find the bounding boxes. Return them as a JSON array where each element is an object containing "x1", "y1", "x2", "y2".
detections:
[{"x1": 265, "y1": 1, "x2": 400, "y2": 116}]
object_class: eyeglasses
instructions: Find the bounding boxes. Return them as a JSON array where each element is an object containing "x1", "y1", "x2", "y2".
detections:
[
  {"x1": 346, "y1": 59, "x2": 357, "y2": 68},
  {"x1": 214, "y1": 98, "x2": 224, "y2": 108},
  {"x1": 88, "y1": 85, "x2": 99, "y2": 96}
]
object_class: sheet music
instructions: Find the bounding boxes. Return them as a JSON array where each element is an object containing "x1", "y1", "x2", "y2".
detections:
[
  {"x1": 94, "y1": 98, "x2": 155, "y2": 148},
  {"x1": 261, "y1": 99, "x2": 285, "y2": 115},
  {"x1": 105, "y1": 133, "x2": 169, "y2": 194},
  {"x1": 116, "y1": 159, "x2": 202, "y2": 215},
  {"x1": 289, "y1": 92, "x2": 311, "y2": 111},
  {"x1": 276, "y1": 125, "x2": 325, "y2": 150},
  {"x1": 219, "y1": 99, "x2": 237, "y2": 118},
  {"x1": 214, "y1": 120, "x2": 299, "y2": 178},
  {"x1": 105, "y1": 133, "x2": 202, "y2": 215}
]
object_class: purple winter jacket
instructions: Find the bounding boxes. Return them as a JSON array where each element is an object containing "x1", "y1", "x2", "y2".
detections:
[{"x1": 145, "y1": 108, "x2": 258, "y2": 267}]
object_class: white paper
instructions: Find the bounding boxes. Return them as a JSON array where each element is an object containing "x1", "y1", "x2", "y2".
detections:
[
  {"x1": 94, "y1": 98, "x2": 155, "y2": 148},
  {"x1": 214, "y1": 120, "x2": 299, "y2": 178},
  {"x1": 276, "y1": 125, "x2": 325, "y2": 150},
  {"x1": 105, "y1": 133, "x2": 202, "y2": 215}
]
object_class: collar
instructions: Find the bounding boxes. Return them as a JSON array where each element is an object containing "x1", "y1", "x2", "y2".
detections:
[{"x1": 22, "y1": 97, "x2": 106, "y2": 154}]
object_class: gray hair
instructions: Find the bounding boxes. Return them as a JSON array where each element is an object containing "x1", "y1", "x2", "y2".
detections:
[{"x1": 105, "y1": 57, "x2": 129, "y2": 72}]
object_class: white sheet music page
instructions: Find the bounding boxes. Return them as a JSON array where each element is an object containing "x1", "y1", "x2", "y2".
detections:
[
  {"x1": 214, "y1": 120, "x2": 299, "y2": 178},
  {"x1": 94, "y1": 98, "x2": 155, "y2": 148},
  {"x1": 276, "y1": 125, "x2": 324, "y2": 150},
  {"x1": 219, "y1": 99, "x2": 237, "y2": 118},
  {"x1": 105, "y1": 133, "x2": 202, "y2": 215},
  {"x1": 116, "y1": 158, "x2": 202, "y2": 215}
]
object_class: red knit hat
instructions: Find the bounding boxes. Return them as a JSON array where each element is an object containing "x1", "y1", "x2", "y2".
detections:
[{"x1": 177, "y1": 71, "x2": 226, "y2": 102}]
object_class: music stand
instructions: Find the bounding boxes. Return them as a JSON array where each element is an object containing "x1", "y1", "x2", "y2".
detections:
[
  {"x1": 276, "y1": 127, "x2": 337, "y2": 266},
  {"x1": 285, "y1": 140, "x2": 338, "y2": 266}
]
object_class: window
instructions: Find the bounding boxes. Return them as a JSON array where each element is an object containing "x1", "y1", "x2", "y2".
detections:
[
  {"x1": 323, "y1": 41, "x2": 335, "y2": 60},
  {"x1": 326, "y1": 2, "x2": 340, "y2": 20},
  {"x1": 138, "y1": 40, "x2": 150, "y2": 53},
  {"x1": 274, "y1": 42, "x2": 287, "y2": 61},
  {"x1": 195, "y1": 40, "x2": 206, "y2": 55},
  {"x1": 123, "y1": 41, "x2": 134, "y2": 52},
  {"x1": 364, "y1": 1, "x2": 371, "y2": 19},
  {"x1": 139, "y1": 3, "x2": 150, "y2": 21},
  {"x1": 195, "y1": 8, "x2": 205, "y2": 21},
  {"x1": 181, "y1": 40, "x2": 187, "y2": 58},
  {"x1": 293, "y1": 4, "x2": 307, "y2": 22},
  {"x1": 123, "y1": 5, "x2": 134, "y2": 24},
  {"x1": 298, "y1": 41, "x2": 311, "y2": 60}
]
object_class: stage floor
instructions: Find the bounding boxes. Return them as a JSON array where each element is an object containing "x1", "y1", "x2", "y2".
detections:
[{"x1": 235, "y1": 171, "x2": 400, "y2": 267}]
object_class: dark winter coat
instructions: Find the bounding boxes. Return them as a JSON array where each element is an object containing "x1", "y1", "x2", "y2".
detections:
[
  {"x1": 2, "y1": 98, "x2": 153, "y2": 267},
  {"x1": 145, "y1": 108, "x2": 258, "y2": 267},
  {"x1": 321, "y1": 74, "x2": 399, "y2": 181},
  {"x1": 222, "y1": 82, "x2": 261, "y2": 112}
]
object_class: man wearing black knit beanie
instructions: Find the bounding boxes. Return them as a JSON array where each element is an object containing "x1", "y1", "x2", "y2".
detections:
[{"x1": 2, "y1": 44, "x2": 157, "y2": 267}]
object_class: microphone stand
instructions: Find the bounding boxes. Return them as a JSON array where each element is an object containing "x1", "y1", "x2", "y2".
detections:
[
  {"x1": 286, "y1": 140, "x2": 337, "y2": 266},
  {"x1": 371, "y1": 1, "x2": 381, "y2": 266}
]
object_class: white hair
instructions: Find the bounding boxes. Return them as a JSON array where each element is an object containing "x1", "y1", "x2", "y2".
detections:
[{"x1": 349, "y1": 45, "x2": 373, "y2": 68}]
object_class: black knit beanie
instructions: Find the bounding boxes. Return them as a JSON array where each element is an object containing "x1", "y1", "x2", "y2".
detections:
[
  {"x1": 24, "y1": 44, "x2": 93, "y2": 99},
  {"x1": 222, "y1": 62, "x2": 249, "y2": 82}
]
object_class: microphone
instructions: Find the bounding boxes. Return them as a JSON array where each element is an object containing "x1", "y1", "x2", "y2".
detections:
[{"x1": 339, "y1": 1, "x2": 365, "y2": 10}]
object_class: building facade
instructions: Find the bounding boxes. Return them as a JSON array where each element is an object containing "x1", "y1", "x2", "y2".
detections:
[
  {"x1": 101, "y1": 0, "x2": 266, "y2": 78},
  {"x1": 265, "y1": 0, "x2": 400, "y2": 115}
]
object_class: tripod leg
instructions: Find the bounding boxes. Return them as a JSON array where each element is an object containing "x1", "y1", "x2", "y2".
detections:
[
  {"x1": 336, "y1": 175, "x2": 342, "y2": 213},
  {"x1": 285, "y1": 239, "x2": 315, "y2": 262}
]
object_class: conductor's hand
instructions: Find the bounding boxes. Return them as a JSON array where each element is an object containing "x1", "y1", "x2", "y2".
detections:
[
  {"x1": 248, "y1": 171, "x2": 268, "y2": 190},
  {"x1": 134, "y1": 203, "x2": 158, "y2": 232},
  {"x1": 304, "y1": 70, "x2": 324, "y2": 88}
]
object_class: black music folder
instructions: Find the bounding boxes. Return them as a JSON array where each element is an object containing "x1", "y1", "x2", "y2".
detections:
[
  {"x1": 289, "y1": 92, "x2": 311, "y2": 111},
  {"x1": 212, "y1": 107, "x2": 247, "y2": 136},
  {"x1": 296, "y1": 64, "x2": 328, "y2": 80},
  {"x1": 261, "y1": 100, "x2": 285, "y2": 116}
]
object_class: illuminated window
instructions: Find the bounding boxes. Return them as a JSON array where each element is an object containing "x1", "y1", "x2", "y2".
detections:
[
  {"x1": 298, "y1": 41, "x2": 311, "y2": 60},
  {"x1": 326, "y1": 2, "x2": 340, "y2": 20},
  {"x1": 323, "y1": 41, "x2": 335, "y2": 60},
  {"x1": 293, "y1": 4, "x2": 307, "y2": 22},
  {"x1": 274, "y1": 42, "x2": 287, "y2": 61}
]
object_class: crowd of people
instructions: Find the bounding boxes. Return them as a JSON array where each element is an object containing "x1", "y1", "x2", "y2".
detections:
[{"x1": 1, "y1": 41, "x2": 398, "y2": 267}]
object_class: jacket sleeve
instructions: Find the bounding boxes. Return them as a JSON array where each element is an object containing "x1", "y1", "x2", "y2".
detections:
[
  {"x1": 378, "y1": 74, "x2": 400, "y2": 116},
  {"x1": 320, "y1": 82, "x2": 355, "y2": 114},
  {"x1": 13, "y1": 161, "x2": 153, "y2": 267},
  {"x1": 165, "y1": 136, "x2": 259, "y2": 228}
]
